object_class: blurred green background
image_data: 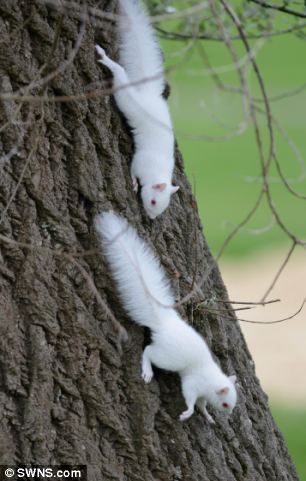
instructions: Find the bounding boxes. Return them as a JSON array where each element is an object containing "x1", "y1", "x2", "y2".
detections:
[{"x1": 161, "y1": 22, "x2": 306, "y2": 479}]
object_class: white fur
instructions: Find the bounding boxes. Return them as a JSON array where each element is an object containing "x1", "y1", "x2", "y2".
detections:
[
  {"x1": 96, "y1": 212, "x2": 237, "y2": 422},
  {"x1": 95, "y1": 0, "x2": 179, "y2": 218}
]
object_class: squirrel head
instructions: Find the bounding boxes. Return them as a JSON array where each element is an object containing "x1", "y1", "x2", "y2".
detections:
[
  {"x1": 141, "y1": 182, "x2": 179, "y2": 219},
  {"x1": 208, "y1": 375, "x2": 237, "y2": 414}
]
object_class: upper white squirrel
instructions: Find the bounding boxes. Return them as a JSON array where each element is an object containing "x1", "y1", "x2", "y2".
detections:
[
  {"x1": 95, "y1": 212, "x2": 237, "y2": 422},
  {"x1": 95, "y1": 0, "x2": 179, "y2": 219}
]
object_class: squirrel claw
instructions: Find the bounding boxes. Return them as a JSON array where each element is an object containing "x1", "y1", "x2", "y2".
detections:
[
  {"x1": 142, "y1": 370, "x2": 153, "y2": 384},
  {"x1": 205, "y1": 414, "x2": 215, "y2": 424},
  {"x1": 95, "y1": 45, "x2": 106, "y2": 61},
  {"x1": 132, "y1": 177, "x2": 138, "y2": 193}
]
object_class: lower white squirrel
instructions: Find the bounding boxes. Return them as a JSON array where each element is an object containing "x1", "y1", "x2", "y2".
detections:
[
  {"x1": 95, "y1": 0, "x2": 179, "y2": 219},
  {"x1": 95, "y1": 212, "x2": 237, "y2": 422}
]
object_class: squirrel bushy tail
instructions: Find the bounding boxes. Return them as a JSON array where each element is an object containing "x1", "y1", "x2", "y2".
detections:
[
  {"x1": 118, "y1": 0, "x2": 164, "y2": 96},
  {"x1": 95, "y1": 212, "x2": 174, "y2": 330}
]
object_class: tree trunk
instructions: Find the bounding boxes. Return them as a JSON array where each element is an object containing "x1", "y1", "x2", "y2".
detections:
[{"x1": 0, "y1": 1, "x2": 299, "y2": 480}]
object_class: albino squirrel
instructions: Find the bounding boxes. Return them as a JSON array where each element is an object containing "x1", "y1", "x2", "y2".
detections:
[
  {"x1": 95, "y1": 0, "x2": 179, "y2": 219},
  {"x1": 95, "y1": 212, "x2": 237, "y2": 422}
]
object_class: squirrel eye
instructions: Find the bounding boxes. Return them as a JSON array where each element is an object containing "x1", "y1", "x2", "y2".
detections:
[
  {"x1": 222, "y1": 402, "x2": 229, "y2": 409},
  {"x1": 151, "y1": 199, "x2": 156, "y2": 206}
]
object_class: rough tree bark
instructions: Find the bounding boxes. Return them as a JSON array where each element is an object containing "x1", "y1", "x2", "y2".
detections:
[{"x1": 0, "y1": 1, "x2": 300, "y2": 480}]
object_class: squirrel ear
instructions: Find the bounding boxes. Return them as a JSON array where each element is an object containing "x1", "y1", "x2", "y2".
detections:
[
  {"x1": 216, "y1": 386, "x2": 229, "y2": 396},
  {"x1": 229, "y1": 375, "x2": 237, "y2": 384},
  {"x1": 152, "y1": 183, "x2": 167, "y2": 192},
  {"x1": 171, "y1": 185, "x2": 180, "y2": 195}
]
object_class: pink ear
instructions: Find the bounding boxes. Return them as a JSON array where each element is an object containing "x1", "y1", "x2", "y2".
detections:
[
  {"x1": 171, "y1": 185, "x2": 180, "y2": 195},
  {"x1": 229, "y1": 375, "x2": 237, "y2": 384},
  {"x1": 216, "y1": 386, "x2": 229, "y2": 396},
  {"x1": 152, "y1": 183, "x2": 167, "y2": 192}
]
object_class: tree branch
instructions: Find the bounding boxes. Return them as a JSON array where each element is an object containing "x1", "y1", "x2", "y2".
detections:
[{"x1": 250, "y1": 0, "x2": 306, "y2": 19}]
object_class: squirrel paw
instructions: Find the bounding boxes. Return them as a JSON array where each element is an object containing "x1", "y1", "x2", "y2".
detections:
[
  {"x1": 204, "y1": 413, "x2": 215, "y2": 424},
  {"x1": 200, "y1": 406, "x2": 215, "y2": 424},
  {"x1": 95, "y1": 44, "x2": 106, "y2": 61},
  {"x1": 179, "y1": 409, "x2": 193, "y2": 422},
  {"x1": 132, "y1": 176, "x2": 138, "y2": 193},
  {"x1": 141, "y1": 369, "x2": 153, "y2": 384}
]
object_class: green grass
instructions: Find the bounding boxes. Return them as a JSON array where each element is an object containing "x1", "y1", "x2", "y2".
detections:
[
  {"x1": 162, "y1": 30, "x2": 306, "y2": 258},
  {"x1": 272, "y1": 406, "x2": 306, "y2": 480}
]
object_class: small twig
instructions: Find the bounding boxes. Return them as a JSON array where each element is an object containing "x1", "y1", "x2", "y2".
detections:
[
  {"x1": 156, "y1": 22, "x2": 306, "y2": 42},
  {"x1": 216, "y1": 189, "x2": 265, "y2": 260},
  {"x1": 190, "y1": 177, "x2": 200, "y2": 296},
  {"x1": 250, "y1": 0, "x2": 306, "y2": 19},
  {"x1": 0, "y1": 73, "x2": 159, "y2": 104},
  {"x1": 42, "y1": 0, "x2": 210, "y2": 24},
  {"x1": 236, "y1": 296, "x2": 306, "y2": 324},
  {"x1": 216, "y1": 298, "x2": 280, "y2": 306},
  {"x1": 0, "y1": 109, "x2": 44, "y2": 226},
  {"x1": 260, "y1": 242, "x2": 297, "y2": 302},
  {"x1": 199, "y1": 305, "x2": 254, "y2": 313},
  {"x1": 254, "y1": 82, "x2": 306, "y2": 103}
]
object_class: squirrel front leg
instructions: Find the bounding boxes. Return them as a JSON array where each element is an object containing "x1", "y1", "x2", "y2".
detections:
[
  {"x1": 95, "y1": 45, "x2": 127, "y2": 84},
  {"x1": 130, "y1": 162, "x2": 139, "y2": 193},
  {"x1": 96, "y1": 46, "x2": 141, "y2": 194},
  {"x1": 196, "y1": 398, "x2": 215, "y2": 424}
]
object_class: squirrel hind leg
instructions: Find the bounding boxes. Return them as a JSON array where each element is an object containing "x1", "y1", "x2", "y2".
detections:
[
  {"x1": 179, "y1": 392, "x2": 197, "y2": 421},
  {"x1": 141, "y1": 346, "x2": 154, "y2": 383},
  {"x1": 179, "y1": 405, "x2": 195, "y2": 422}
]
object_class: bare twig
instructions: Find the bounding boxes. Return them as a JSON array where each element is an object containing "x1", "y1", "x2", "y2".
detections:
[
  {"x1": 260, "y1": 242, "x2": 297, "y2": 302},
  {"x1": 216, "y1": 298, "x2": 280, "y2": 306},
  {"x1": 236, "y1": 296, "x2": 306, "y2": 324},
  {"x1": 156, "y1": 22, "x2": 306, "y2": 42},
  {"x1": 254, "y1": 82, "x2": 306, "y2": 103},
  {"x1": 250, "y1": 0, "x2": 306, "y2": 19},
  {"x1": 41, "y1": 0, "x2": 210, "y2": 24},
  {"x1": 0, "y1": 109, "x2": 44, "y2": 226}
]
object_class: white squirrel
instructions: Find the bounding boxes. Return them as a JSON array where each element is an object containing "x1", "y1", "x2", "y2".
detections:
[
  {"x1": 95, "y1": 0, "x2": 179, "y2": 219},
  {"x1": 95, "y1": 212, "x2": 237, "y2": 422}
]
